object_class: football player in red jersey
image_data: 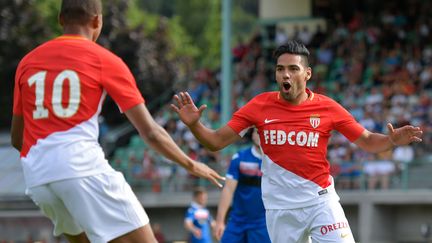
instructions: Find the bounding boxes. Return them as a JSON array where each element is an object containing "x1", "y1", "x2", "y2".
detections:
[
  {"x1": 11, "y1": 0, "x2": 223, "y2": 242},
  {"x1": 172, "y1": 40, "x2": 423, "y2": 242}
]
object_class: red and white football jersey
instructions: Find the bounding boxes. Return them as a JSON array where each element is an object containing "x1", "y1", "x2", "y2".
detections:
[
  {"x1": 227, "y1": 89, "x2": 364, "y2": 209},
  {"x1": 13, "y1": 35, "x2": 144, "y2": 188}
]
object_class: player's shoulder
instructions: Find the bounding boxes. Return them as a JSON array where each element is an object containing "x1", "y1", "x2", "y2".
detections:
[
  {"x1": 18, "y1": 39, "x2": 52, "y2": 64},
  {"x1": 238, "y1": 146, "x2": 253, "y2": 155},
  {"x1": 93, "y1": 44, "x2": 129, "y2": 68},
  {"x1": 76, "y1": 40, "x2": 123, "y2": 62},
  {"x1": 311, "y1": 92, "x2": 339, "y2": 106},
  {"x1": 254, "y1": 91, "x2": 278, "y2": 100},
  {"x1": 231, "y1": 152, "x2": 240, "y2": 161},
  {"x1": 21, "y1": 37, "x2": 119, "y2": 63},
  {"x1": 232, "y1": 146, "x2": 253, "y2": 160},
  {"x1": 247, "y1": 91, "x2": 278, "y2": 105},
  {"x1": 187, "y1": 206, "x2": 196, "y2": 213},
  {"x1": 91, "y1": 42, "x2": 119, "y2": 58},
  {"x1": 56, "y1": 36, "x2": 123, "y2": 61}
]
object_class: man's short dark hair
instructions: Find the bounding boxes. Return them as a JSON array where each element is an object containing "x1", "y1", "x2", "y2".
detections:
[
  {"x1": 244, "y1": 127, "x2": 257, "y2": 141},
  {"x1": 60, "y1": 0, "x2": 102, "y2": 25},
  {"x1": 273, "y1": 40, "x2": 310, "y2": 67},
  {"x1": 193, "y1": 186, "x2": 207, "y2": 198}
]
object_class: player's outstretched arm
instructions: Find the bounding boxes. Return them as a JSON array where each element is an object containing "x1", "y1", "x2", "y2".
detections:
[
  {"x1": 354, "y1": 123, "x2": 423, "y2": 153},
  {"x1": 214, "y1": 178, "x2": 237, "y2": 241},
  {"x1": 11, "y1": 115, "x2": 24, "y2": 151},
  {"x1": 171, "y1": 91, "x2": 241, "y2": 151},
  {"x1": 125, "y1": 103, "x2": 224, "y2": 188}
]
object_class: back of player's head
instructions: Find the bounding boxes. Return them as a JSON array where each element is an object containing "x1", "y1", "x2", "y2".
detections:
[
  {"x1": 193, "y1": 186, "x2": 207, "y2": 198},
  {"x1": 273, "y1": 40, "x2": 310, "y2": 67},
  {"x1": 60, "y1": 0, "x2": 102, "y2": 25}
]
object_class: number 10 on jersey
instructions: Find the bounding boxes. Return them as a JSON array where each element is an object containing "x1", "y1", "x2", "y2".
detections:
[{"x1": 28, "y1": 70, "x2": 81, "y2": 119}]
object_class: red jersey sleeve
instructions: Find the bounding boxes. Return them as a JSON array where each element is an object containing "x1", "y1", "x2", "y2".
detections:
[
  {"x1": 13, "y1": 61, "x2": 24, "y2": 115},
  {"x1": 100, "y1": 53, "x2": 144, "y2": 112},
  {"x1": 227, "y1": 99, "x2": 256, "y2": 135},
  {"x1": 330, "y1": 100, "x2": 365, "y2": 142}
]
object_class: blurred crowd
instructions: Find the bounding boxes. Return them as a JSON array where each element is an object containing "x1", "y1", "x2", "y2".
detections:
[{"x1": 110, "y1": 2, "x2": 432, "y2": 192}]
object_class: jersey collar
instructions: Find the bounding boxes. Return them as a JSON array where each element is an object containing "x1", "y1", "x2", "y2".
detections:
[
  {"x1": 277, "y1": 88, "x2": 315, "y2": 103},
  {"x1": 306, "y1": 88, "x2": 314, "y2": 100},
  {"x1": 191, "y1": 201, "x2": 204, "y2": 209},
  {"x1": 56, "y1": 34, "x2": 88, "y2": 40}
]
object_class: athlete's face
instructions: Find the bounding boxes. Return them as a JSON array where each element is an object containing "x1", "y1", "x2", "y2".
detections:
[
  {"x1": 275, "y1": 53, "x2": 311, "y2": 104},
  {"x1": 195, "y1": 192, "x2": 208, "y2": 206}
]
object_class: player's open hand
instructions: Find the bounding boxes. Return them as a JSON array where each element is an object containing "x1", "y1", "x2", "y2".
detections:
[
  {"x1": 192, "y1": 228, "x2": 202, "y2": 239},
  {"x1": 171, "y1": 92, "x2": 207, "y2": 127},
  {"x1": 214, "y1": 221, "x2": 226, "y2": 240},
  {"x1": 387, "y1": 123, "x2": 423, "y2": 146},
  {"x1": 188, "y1": 161, "x2": 225, "y2": 188}
]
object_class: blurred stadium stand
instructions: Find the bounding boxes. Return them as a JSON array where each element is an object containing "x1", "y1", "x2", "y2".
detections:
[{"x1": 0, "y1": 146, "x2": 25, "y2": 195}]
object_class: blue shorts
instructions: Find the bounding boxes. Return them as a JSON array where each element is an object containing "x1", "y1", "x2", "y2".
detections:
[{"x1": 221, "y1": 220, "x2": 271, "y2": 243}]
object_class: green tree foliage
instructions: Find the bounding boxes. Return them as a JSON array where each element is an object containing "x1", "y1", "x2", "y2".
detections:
[
  {"x1": 173, "y1": 0, "x2": 212, "y2": 43},
  {"x1": 126, "y1": 0, "x2": 200, "y2": 61},
  {"x1": 98, "y1": 0, "x2": 189, "y2": 124},
  {"x1": 0, "y1": 0, "x2": 258, "y2": 128},
  {"x1": 171, "y1": 0, "x2": 258, "y2": 68},
  {"x1": 201, "y1": 0, "x2": 221, "y2": 69},
  {"x1": 0, "y1": 0, "x2": 54, "y2": 128},
  {"x1": 33, "y1": 0, "x2": 62, "y2": 35},
  {"x1": 0, "y1": 0, "x2": 199, "y2": 127}
]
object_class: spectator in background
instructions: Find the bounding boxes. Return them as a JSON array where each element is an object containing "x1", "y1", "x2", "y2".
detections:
[
  {"x1": 298, "y1": 26, "x2": 313, "y2": 45},
  {"x1": 309, "y1": 24, "x2": 326, "y2": 48},
  {"x1": 392, "y1": 121, "x2": 415, "y2": 171},
  {"x1": 233, "y1": 37, "x2": 248, "y2": 63},
  {"x1": 363, "y1": 151, "x2": 396, "y2": 190},
  {"x1": 392, "y1": 144, "x2": 415, "y2": 186},
  {"x1": 274, "y1": 26, "x2": 288, "y2": 46},
  {"x1": 214, "y1": 128, "x2": 271, "y2": 243},
  {"x1": 336, "y1": 148, "x2": 363, "y2": 190},
  {"x1": 291, "y1": 25, "x2": 301, "y2": 42},
  {"x1": 152, "y1": 223, "x2": 166, "y2": 243},
  {"x1": 393, "y1": 144, "x2": 414, "y2": 168},
  {"x1": 184, "y1": 187, "x2": 215, "y2": 243},
  {"x1": 97, "y1": 115, "x2": 109, "y2": 142}
]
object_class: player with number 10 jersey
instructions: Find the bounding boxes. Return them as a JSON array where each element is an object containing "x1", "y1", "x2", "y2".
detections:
[{"x1": 13, "y1": 35, "x2": 143, "y2": 188}]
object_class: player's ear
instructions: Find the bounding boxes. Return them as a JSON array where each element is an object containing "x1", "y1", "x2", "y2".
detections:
[
  {"x1": 91, "y1": 14, "x2": 102, "y2": 29},
  {"x1": 306, "y1": 67, "x2": 312, "y2": 81}
]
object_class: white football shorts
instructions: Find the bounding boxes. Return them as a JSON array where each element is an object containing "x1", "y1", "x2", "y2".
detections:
[
  {"x1": 266, "y1": 199, "x2": 355, "y2": 243},
  {"x1": 26, "y1": 171, "x2": 149, "y2": 243}
]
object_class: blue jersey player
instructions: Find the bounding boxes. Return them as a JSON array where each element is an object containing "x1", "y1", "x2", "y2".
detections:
[
  {"x1": 215, "y1": 128, "x2": 271, "y2": 243},
  {"x1": 185, "y1": 187, "x2": 215, "y2": 243}
]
